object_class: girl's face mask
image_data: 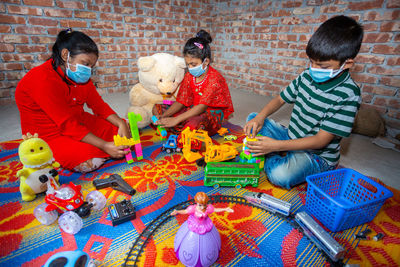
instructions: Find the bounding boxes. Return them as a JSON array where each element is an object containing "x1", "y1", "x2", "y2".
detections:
[
  {"x1": 66, "y1": 52, "x2": 92, "y2": 84},
  {"x1": 309, "y1": 62, "x2": 346, "y2": 83},
  {"x1": 188, "y1": 59, "x2": 207, "y2": 77}
]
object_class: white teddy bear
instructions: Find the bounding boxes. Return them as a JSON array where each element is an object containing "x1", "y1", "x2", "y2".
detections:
[{"x1": 127, "y1": 53, "x2": 186, "y2": 128}]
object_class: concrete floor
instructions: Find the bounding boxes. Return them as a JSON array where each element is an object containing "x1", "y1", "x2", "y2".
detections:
[{"x1": 1, "y1": 88, "x2": 399, "y2": 190}]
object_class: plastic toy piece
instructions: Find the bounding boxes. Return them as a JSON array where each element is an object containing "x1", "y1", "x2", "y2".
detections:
[
  {"x1": 113, "y1": 135, "x2": 139, "y2": 164},
  {"x1": 373, "y1": 233, "x2": 384, "y2": 241},
  {"x1": 204, "y1": 162, "x2": 260, "y2": 188},
  {"x1": 172, "y1": 192, "x2": 233, "y2": 267},
  {"x1": 354, "y1": 228, "x2": 371, "y2": 240},
  {"x1": 34, "y1": 181, "x2": 106, "y2": 234},
  {"x1": 44, "y1": 250, "x2": 95, "y2": 267},
  {"x1": 217, "y1": 127, "x2": 228, "y2": 136},
  {"x1": 295, "y1": 211, "x2": 345, "y2": 262},
  {"x1": 128, "y1": 112, "x2": 143, "y2": 161},
  {"x1": 224, "y1": 134, "x2": 237, "y2": 141},
  {"x1": 17, "y1": 133, "x2": 60, "y2": 201},
  {"x1": 162, "y1": 134, "x2": 181, "y2": 153},
  {"x1": 93, "y1": 174, "x2": 136, "y2": 195},
  {"x1": 239, "y1": 136, "x2": 265, "y2": 168},
  {"x1": 180, "y1": 127, "x2": 238, "y2": 164},
  {"x1": 151, "y1": 115, "x2": 167, "y2": 140},
  {"x1": 163, "y1": 99, "x2": 175, "y2": 105},
  {"x1": 108, "y1": 199, "x2": 136, "y2": 226},
  {"x1": 244, "y1": 192, "x2": 291, "y2": 216}
]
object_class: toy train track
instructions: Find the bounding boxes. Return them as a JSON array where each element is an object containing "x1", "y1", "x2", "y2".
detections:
[{"x1": 123, "y1": 195, "x2": 345, "y2": 267}]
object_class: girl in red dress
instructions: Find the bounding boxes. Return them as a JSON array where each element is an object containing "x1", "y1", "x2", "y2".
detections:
[
  {"x1": 153, "y1": 30, "x2": 234, "y2": 136},
  {"x1": 15, "y1": 29, "x2": 130, "y2": 173}
]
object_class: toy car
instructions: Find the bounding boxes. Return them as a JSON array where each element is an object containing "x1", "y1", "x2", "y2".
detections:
[
  {"x1": 224, "y1": 135, "x2": 237, "y2": 141},
  {"x1": 34, "y1": 180, "x2": 106, "y2": 235},
  {"x1": 162, "y1": 134, "x2": 181, "y2": 153}
]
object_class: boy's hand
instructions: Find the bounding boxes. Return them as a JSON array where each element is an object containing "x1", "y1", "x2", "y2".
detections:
[
  {"x1": 102, "y1": 142, "x2": 130, "y2": 158},
  {"x1": 246, "y1": 136, "x2": 278, "y2": 156},
  {"x1": 158, "y1": 117, "x2": 179, "y2": 128},
  {"x1": 244, "y1": 117, "x2": 263, "y2": 138}
]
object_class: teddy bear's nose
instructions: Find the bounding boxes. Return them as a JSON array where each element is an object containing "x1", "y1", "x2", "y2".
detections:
[{"x1": 166, "y1": 92, "x2": 172, "y2": 95}]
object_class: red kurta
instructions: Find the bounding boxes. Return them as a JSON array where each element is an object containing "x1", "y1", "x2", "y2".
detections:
[
  {"x1": 176, "y1": 66, "x2": 234, "y2": 119},
  {"x1": 15, "y1": 59, "x2": 118, "y2": 169}
]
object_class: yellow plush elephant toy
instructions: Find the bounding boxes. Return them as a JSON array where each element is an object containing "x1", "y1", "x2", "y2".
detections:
[{"x1": 17, "y1": 133, "x2": 60, "y2": 201}]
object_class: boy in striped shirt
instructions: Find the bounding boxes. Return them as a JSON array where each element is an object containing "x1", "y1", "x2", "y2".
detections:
[{"x1": 244, "y1": 16, "x2": 364, "y2": 189}]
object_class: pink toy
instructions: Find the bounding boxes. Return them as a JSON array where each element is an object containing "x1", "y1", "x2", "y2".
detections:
[{"x1": 171, "y1": 192, "x2": 233, "y2": 267}]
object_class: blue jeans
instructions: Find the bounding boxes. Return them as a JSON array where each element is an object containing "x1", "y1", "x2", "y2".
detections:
[{"x1": 247, "y1": 113, "x2": 335, "y2": 189}]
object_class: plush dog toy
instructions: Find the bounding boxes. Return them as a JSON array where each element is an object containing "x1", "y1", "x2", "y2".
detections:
[
  {"x1": 17, "y1": 133, "x2": 60, "y2": 201},
  {"x1": 127, "y1": 53, "x2": 186, "y2": 128}
]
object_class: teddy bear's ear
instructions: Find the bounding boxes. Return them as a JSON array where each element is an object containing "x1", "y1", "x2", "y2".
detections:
[
  {"x1": 174, "y1": 56, "x2": 186, "y2": 69},
  {"x1": 138, "y1": 56, "x2": 156, "y2": 72}
]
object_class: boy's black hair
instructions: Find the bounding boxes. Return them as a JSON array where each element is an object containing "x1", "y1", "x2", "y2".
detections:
[
  {"x1": 306, "y1": 15, "x2": 364, "y2": 64},
  {"x1": 51, "y1": 28, "x2": 99, "y2": 70},
  {"x1": 183, "y1": 29, "x2": 212, "y2": 61}
]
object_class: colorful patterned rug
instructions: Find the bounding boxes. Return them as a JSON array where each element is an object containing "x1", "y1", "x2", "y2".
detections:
[{"x1": 0, "y1": 122, "x2": 399, "y2": 266}]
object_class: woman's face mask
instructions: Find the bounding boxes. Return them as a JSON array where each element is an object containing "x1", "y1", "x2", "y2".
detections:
[
  {"x1": 66, "y1": 52, "x2": 92, "y2": 84},
  {"x1": 188, "y1": 59, "x2": 208, "y2": 77}
]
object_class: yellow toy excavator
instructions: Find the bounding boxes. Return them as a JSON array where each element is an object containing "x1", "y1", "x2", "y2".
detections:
[{"x1": 180, "y1": 128, "x2": 238, "y2": 165}]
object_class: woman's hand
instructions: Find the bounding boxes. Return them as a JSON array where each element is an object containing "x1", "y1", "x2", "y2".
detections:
[
  {"x1": 246, "y1": 136, "x2": 279, "y2": 156},
  {"x1": 244, "y1": 116, "x2": 264, "y2": 138},
  {"x1": 102, "y1": 142, "x2": 130, "y2": 158},
  {"x1": 158, "y1": 117, "x2": 180, "y2": 128}
]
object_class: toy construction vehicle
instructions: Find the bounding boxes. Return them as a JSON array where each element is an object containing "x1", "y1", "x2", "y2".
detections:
[{"x1": 180, "y1": 127, "x2": 238, "y2": 167}]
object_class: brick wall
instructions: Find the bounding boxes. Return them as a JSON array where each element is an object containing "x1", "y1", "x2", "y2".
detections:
[
  {"x1": 211, "y1": 0, "x2": 400, "y2": 128},
  {"x1": 0, "y1": 0, "x2": 399, "y2": 128}
]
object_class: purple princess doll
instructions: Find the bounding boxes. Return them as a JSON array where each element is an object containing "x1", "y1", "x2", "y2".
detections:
[{"x1": 171, "y1": 192, "x2": 234, "y2": 267}]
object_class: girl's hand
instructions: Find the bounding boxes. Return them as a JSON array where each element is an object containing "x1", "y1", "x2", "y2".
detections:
[
  {"x1": 171, "y1": 210, "x2": 178, "y2": 216},
  {"x1": 102, "y1": 142, "x2": 130, "y2": 158},
  {"x1": 118, "y1": 120, "x2": 131, "y2": 138},
  {"x1": 246, "y1": 136, "x2": 278, "y2": 156},
  {"x1": 244, "y1": 117, "x2": 264, "y2": 138},
  {"x1": 158, "y1": 117, "x2": 179, "y2": 128}
]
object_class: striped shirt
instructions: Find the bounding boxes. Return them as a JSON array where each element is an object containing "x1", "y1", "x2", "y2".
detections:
[{"x1": 280, "y1": 69, "x2": 361, "y2": 166}]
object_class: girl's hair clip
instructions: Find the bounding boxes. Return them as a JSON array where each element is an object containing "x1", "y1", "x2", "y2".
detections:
[
  {"x1": 194, "y1": 42, "x2": 203, "y2": 49},
  {"x1": 66, "y1": 28, "x2": 72, "y2": 33}
]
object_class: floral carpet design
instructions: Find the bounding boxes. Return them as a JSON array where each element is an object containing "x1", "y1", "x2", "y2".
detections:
[{"x1": 0, "y1": 123, "x2": 399, "y2": 266}]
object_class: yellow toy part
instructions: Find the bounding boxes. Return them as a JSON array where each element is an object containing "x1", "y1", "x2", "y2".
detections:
[{"x1": 17, "y1": 133, "x2": 60, "y2": 201}]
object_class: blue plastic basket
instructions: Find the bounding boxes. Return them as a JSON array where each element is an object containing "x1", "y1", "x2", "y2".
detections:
[{"x1": 305, "y1": 168, "x2": 393, "y2": 232}]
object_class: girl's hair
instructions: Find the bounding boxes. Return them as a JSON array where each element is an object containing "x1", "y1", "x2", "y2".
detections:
[
  {"x1": 183, "y1": 30, "x2": 212, "y2": 61},
  {"x1": 194, "y1": 192, "x2": 209, "y2": 206},
  {"x1": 51, "y1": 28, "x2": 99, "y2": 70}
]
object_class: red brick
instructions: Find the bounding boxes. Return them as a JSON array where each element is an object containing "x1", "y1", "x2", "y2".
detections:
[
  {"x1": 31, "y1": 36, "x2": 54, "y2": 44},
  {"x1": 303, "y1": 15, "x2": 328, "y2": 24},
  {"x1": 355, "y1": 54, "x2": 385, "y2": 64},
  {"x1": 0, "y1": 35, "x2": 29, "y2": 43},
  {"x1": 0, "y1": 89, "x2": 11, "y2": 97},
  {"x1": 367, "y1": 66, "x2": 399, "y2": 76},
  {"x1": 282, "y1": 0, "x2": 302, "y2": 8},
  {"x1": 362, "y1": 84, "x2": 397, "y2": 96},
  {"x1": 0, "y1": 44, "x2": 15, "y2": 52},
  {"x1": 16, "y1": 45, "x2": 46, "y2": 53},
  {"x1": 44, "y1": 8, "x2": 73, "y2": 17},
  {"x1": 5, "y1": 71, "x2": 26, "y2": 81},
  {"x1": 100, "y1": 13, "x2": 123, "y2": 21},
  {"x1": 372, "y1": 44, "x2": 398, "y2": 54},
  {"x1": 363, "y1": 23, "x2": 379, "y2": 32},
  {"x1": 0, "y1": 14, "x2": 26, "y2": 24},
  {"x1": 306, "y1": 0, "x2": 324, "y2": 5},
  {"x1": 0, "y1": 25, "x2": 11, "y2": 33},
  {"x1": 364, "y1": 10, "x2": 400, "y2": 21},
  {"x1": 387, "y1": 57, "x2": 400, "y2": 66},
  {"x1": 363, "y1": 33, "x2": 392, "y2": 43},
  {"x1": 23, "y1": 0, "x2": 54, "y2": 6},
  {"x1": 352, "y1": 73, "x2": 379, "y2": 84},
  {"x1": 14, "y1": 26, "x2": 46, "y2": 35},
  {"x1": 388, "y1": 0, "x2": 400, "y2": 8},
  {"x1": 278, "y1": 34, "x2": 297, "y2": 42},
  {"x1": 28, "y1": 17, "x2": 58, "y2": 26},
  {"x1": 73, "y1": 11, "x2": 97, "y2": 19},
  {"x1": 23, "y1": 62, "x2": 43, "y2": 70},
  {"x1": 96, "y1": 82, "x2": 118, "y2": 88},
  {"x1": 0, "y1": 63, "x2": 23, "y2": 71},
  {"x1": 8, "y1": 5, "x2": 42, "y2": 15},
  {"x1": 91, "y1": 21, "x2": 114, "y2": 29},
  {"x1": 348, "y1": 0, "x2": 384, "y2": 11},
  {"x1": 2, "y1": 54, "x2": 34, "y2": 62},
  {"x1": 56, "y1": 0, "x2": 84, "y2": 9},
  {"x1": 60, "y1": 20, "x2": 88, "y2": 28},
  {"x1": 380, "y1": 21, "x2": 400, "y2": 32},
  {"x1": 381, "y1": 76, "x2": 400, "y2": 87}
]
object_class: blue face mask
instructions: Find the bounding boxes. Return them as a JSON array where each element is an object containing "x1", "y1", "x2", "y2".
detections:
[
  {"x1": 188, "y1": 60, "x2": 207, "y2": 77},
  {"x1": 66, "y1": 52, "x2": 92, "y2": 84},
  {"x1": 309, "y1": 62, "x2": 345, "y2": 83}
]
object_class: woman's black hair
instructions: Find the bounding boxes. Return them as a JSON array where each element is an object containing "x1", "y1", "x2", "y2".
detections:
[
  {"x1": 183, "y1": 30, "x2": 212, "y2": 61},
  {"x1": 306, "y1": 16, "x2": 364, "y2": 64},
  {"x1": 51, "y1": 28, "x2": 99, "y2": 70}
]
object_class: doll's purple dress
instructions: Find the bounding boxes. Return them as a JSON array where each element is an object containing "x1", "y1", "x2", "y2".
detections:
[{"x1": 174, "y1": 204, "x2": 221, "y2": 267}]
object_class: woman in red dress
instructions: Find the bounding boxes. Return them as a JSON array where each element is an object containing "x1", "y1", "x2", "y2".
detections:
[
  {"x1": 154, "y1": 30, "x2": 234, "y2": 136},
  {"x1": 15, "y1": 29, "x2": 130, "y2": 173}
]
